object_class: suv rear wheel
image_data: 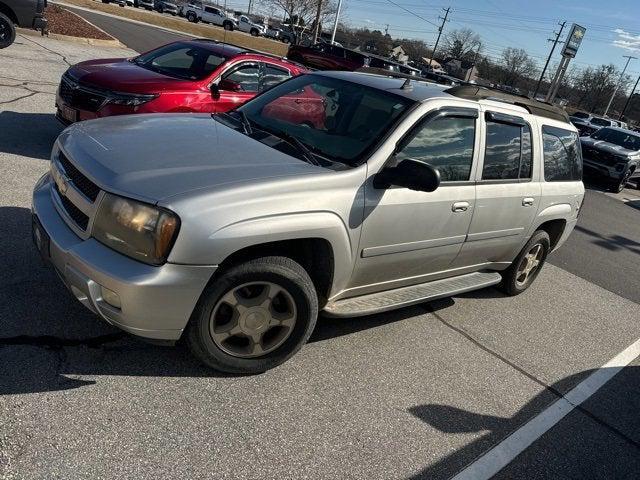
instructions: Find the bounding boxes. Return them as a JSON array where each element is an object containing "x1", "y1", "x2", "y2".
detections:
[
  {"x1": 0, "y1": 13, "x2": 14, "y2": 49},
  {"x1": 500, "y1": 230, "x2": 550, "y2": 296},
  {"x1": 611, "y1": 169, "x2": 633, "y2": 193},
  {"x1": 223, "y1": 21, "x2": 233, "y2": 31},
  {"x1": 250, "y1": 28, "x2": 259, "y2": 36},
  {"x1": 186, "y1": 11, "x2": 197, "y2": 22},
  {"x1": 186, "y1": 256, "x2": 318, "y2": 373}
]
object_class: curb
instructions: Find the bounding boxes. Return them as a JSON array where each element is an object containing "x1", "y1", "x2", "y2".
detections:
[{"x1": 17, "y1": 19, "x2": 125, "y2": 49}]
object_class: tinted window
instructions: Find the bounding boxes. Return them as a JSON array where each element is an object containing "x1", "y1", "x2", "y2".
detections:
[
  {"x1": 223, "y1": 64, "x2": 260, "y2": 92},
  {"x1": 397, "y1": 116, "x2": 476, "y2": 182},
  {"x1": 240, "y1": 74, "x2": 413, "y2": 165},
  {"x1": 572, "y1": 112, "x2": 589, "y2": 119},
  {"x1": 482, "y1": 121, "x2": 532, "y2": 180},
  {"x1": 591, "y1": 127, "x2": 640, "y2": 150},
  {"x1": 134, "y1": 43, "x2": 226, "y2": 80},
  {"x1": 262, "y1": 65, "x2": 291, "y2": 90},
  {"x1": 542, "y1": 126, "x2": 583, "y2": 181},
  {"x1": 591, "y1": 118, "x2": 612, "y2": 127}
]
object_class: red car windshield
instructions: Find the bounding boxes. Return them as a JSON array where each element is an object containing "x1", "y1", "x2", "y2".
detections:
[
  {"x1": 239, "y1": 74, "x2": 414, "y2": 165},
  {"x1": 133, "y1": 42, "x2": 228, "y2": 81}
]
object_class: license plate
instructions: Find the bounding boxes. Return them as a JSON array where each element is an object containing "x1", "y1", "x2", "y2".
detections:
[
  {"x1": 60, "y1": 104, "x2": 78, "y2": 123},
  {"x1": 32, "y1": 214, "x2": 50, "y2": 261}
]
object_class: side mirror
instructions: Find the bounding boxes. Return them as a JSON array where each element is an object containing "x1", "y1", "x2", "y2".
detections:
[{"x1": 374, "y1": 158, "x2": 440, "y2": 192}]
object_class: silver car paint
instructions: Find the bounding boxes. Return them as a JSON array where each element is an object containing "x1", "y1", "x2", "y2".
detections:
[{"x1": 33, "y1": 75, "x2": 584, "y2": 340}]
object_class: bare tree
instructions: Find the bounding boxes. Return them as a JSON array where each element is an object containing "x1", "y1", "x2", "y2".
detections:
[
  {"x1": 441, "y1": 28, "x2": 482, "y2": 61},
  {"x1": 259, "y1": 0, "x2": 336, "y2": 35},
  {"x1": 500, "y1": 47, "x2": 537, "y2": 86}
]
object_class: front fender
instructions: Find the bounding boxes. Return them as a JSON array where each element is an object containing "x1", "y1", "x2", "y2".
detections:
[{"x1": 169, "y1": 211, "x2": 355, "y2": 295}]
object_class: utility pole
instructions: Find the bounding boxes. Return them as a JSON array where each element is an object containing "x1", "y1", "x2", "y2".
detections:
[
  {"x1": 330, "y1": 0, "x2": 343, "y2": 45},
  {"x1": 619, "y1": 74, "x2": 640, "y2": 120},
  {"x1": 384, "y1": 24, "x2": 389, "y2": 36},
  {"x1": 429, "y1": 7, "x2": 450, "y2": 69},
  {"x1": 247, "y1": 0, "x2": 252, "y2": 14},
  {"x1": 313, "y1": 0, "x2": 323, "y2": 43},
  {"x1": 534, "y1": 21, "x2": 565, "y2": 99},
  {"x1": 604, "y1": 55, "x2": 636, "y2": 116}
]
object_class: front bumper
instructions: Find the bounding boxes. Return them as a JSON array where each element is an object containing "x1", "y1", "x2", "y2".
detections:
[
  {"x1": 32, "y1": 173, "x2": 217, "y2": 340},
  {"x1": 582, "y1": 157, "x2": 623, "y2": 180}
]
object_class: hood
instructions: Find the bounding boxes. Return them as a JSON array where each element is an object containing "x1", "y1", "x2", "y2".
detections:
[
  {"x1": 58, "y1": 114, "x2": 320, "y2": 203},
  {"x1": 68, "y1": 59, "x2": 199, "y2": 94},
  {"x1": 581, "y1": 137, "x2": 639, "y2": 157}
]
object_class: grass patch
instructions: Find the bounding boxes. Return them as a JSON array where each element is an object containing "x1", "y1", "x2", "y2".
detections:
[{"x1": 58, "y1": 0, "x2": 289, "y2": 55}]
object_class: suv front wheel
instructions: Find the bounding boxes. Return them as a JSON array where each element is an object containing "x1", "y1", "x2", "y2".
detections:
[
  {"x1": 500, "y1": 230, "x2": 550, "y2": 296},
  {"x1": 186, "y1": 256, "x2": 318, "y2": 373}
]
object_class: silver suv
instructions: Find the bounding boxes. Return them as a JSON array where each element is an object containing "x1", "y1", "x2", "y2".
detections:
[{"x1": 32, "y1": 72, "x2": 584, "y2": 373}]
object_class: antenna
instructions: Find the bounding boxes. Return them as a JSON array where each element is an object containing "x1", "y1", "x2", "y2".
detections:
[{"x1": 401, "y1": 77, "x2": 412, "y2": 90}]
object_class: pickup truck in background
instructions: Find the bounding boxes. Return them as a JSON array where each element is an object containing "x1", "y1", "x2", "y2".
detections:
[
  {"x1": 184, "y1": 4, "x2": 237, "y2": 31},
  {"x1": 0, "y1": 0, "x2": 48, "y2": 48}
]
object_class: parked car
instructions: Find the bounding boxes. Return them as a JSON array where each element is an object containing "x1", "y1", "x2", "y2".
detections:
[
  {"x1": 55, "y1": 39, "x2": 307, "y2": 124},
  {"x1": 264, "y1": 25, "x2": 281, "y2": 40},
  {"x1": 0, "y1": 0, "x2": 48, "y2": 48},
  {"x1": 138, "y1": 0, "x2": 154, "y2": 10},
  {"x1": 237, "y1": 14, "x2": 265, "y2": 36},
  {"x1": 287, "y1": 43, "x2": 404, "y2": 73},
  {"x1": 101, "y1": 0, "x2": 126, "y2": 6},
  {"x1": 35, "y1": 75, "x2": 583, "y2": 373},
  {"x1": 581, "y1": 127, "x2": 640, "y2": 192},
  {"x1": 184, "y1": 4, "x2": 236, "y2": 30},
  {"x1": 155, "y1": 0, "x2": 178, "y2": 15},
  {"x1": 572, "y1": 115, "x2": 616, "y2": 137}
]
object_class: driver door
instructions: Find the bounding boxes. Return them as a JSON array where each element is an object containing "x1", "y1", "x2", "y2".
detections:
[
  {"x1": 212, "y1": 62, "x2": 261, "y2": 113},
  {"x1": 350, "y1": 108, "x2": 480, "y2": 294}
]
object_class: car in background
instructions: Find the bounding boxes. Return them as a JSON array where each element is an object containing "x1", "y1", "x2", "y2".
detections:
[
  {"x1": 155, "y1": 0, "x2": 178, "y2": 15},
  {"x1": 138, "y1": 0, "x2": 154, "y2": 10},
  {"x1": 575, "y1": 115, "x2": 617, "y2": 137},
  {"x1": 237, "y1": 14, "x2": 265, "y2": 36},
  {"x1": 0, "y1": 0, "x2": 48, "y2": 48},
  {"x1": 581, "y1": 127, "x2": 640, "y2": 192},
  {"x1": 184, "y1": 4, "x2": 237, "y2": 30},
  {"x1": 55, "y1": 39, "x2": 307, "y2": 124},
  {"x1": 287, "y1": 43, "x2": 407, "y2": 73},
  {"x1": 101, "y1": 0, "x2": 126, "y2": 6}
]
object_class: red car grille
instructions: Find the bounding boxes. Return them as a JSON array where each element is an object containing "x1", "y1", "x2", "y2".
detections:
[{"x1": 59, "y1": 75, "x2": 108, "y2": 112}]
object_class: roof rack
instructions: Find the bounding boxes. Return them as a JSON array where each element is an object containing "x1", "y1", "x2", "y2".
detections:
[{"x1": 445, "y1": 85, "x2": 569, "y2": 123}]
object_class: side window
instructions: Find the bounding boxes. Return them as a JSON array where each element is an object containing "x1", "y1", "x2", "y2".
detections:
[
  {"x1": 262, "y1": 64, "x2": 291, "y2": 91},
  {"x1": 482, "y1": 118, "x2": 532, "y2": 180},
  {"x1": 542, "y1": 126, "x2": 583, "y2": 181},
  {"x1": 204, "y1": 6, "x2": 214, "y2": 13},
  {"x1": 397, "y1": 115, "x2": 476, "y2": 182},
  {"x1": 223, "y1": 63, "x2": 260, "y2": 92}
]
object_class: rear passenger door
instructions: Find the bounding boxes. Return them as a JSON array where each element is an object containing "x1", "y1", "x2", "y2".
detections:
[{"x1": 453, "y1": 110, "x2": 541, "y2": 267}]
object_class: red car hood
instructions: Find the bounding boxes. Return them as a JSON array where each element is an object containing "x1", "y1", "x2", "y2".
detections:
[{"x1": 67, "y1": 58, "x2": 200, "y2": 93}]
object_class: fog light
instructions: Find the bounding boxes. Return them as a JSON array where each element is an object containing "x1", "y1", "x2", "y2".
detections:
[{"x1": 101, "y1": 286, "x2": 121, "y2": 309}]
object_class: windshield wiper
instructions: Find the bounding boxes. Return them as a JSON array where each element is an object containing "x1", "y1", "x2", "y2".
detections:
[
  {"x1": 236, "y1": 110, "x2": 253, "y2": 135},
  {"x1": 255, "y1": 125, "x2": 320, "y2": 166}
]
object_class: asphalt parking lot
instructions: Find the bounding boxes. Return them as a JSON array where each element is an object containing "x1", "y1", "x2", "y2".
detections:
[{"x1": 1, "y1": 34, "x2": 640, "y2": 480}]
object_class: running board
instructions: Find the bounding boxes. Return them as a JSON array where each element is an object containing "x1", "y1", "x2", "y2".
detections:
[{"x1": 323, "y1": 272, "x2": 502, "y2": 317}]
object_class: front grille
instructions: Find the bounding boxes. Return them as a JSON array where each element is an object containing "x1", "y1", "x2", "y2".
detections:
[
  {"x1": 53, "y1": 183, "x2": 89, "y2": 230},
  {"x1": 59, "y1": 76, "x2": 108, "y2": 112},
  {"x1": 58, "y1": 152, "x2": 100, "y2": 201}
]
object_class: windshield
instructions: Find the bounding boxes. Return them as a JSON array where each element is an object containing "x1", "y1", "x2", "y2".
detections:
[
  {"x1": 590, "y1": 118, "x2": 612, "y2": 127},
  {"x1": 134, "y1": 42, "x2": 227, "y2": 80},
  {"x1": 571, "y1": 112, "x2": 589, "y2": 119},
  {"x1": 591, "y1": 128, "x2": 640, "y2": 150},
  {"x1": 238, "y1": 74, "x2": 414, "y2": 165}
]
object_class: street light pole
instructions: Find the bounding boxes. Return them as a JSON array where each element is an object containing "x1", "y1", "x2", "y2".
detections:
[
  {"x1": 619, "y1": 74, "x2": 640, "y2": 120},
  {"x1": 603, "y1": 55, "x2": 636, "y2": 116},
  {"x1": 330, "y1": 0, "x2": 343, "y2": 45}
]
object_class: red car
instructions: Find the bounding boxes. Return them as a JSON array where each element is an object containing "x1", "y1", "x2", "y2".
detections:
[{"x1": 55, "y1": 39, "x2": 308, "y2": 124}]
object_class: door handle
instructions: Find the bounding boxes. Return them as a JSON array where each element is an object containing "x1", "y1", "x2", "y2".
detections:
[
  {"x1": 452, "y1": 201, "x2": 470, "y2": 213},
  {"x1": 522, "y1": 197, "x2": 535, "y2": 207}
]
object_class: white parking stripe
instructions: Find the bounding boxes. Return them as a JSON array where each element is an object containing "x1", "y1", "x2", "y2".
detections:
[{"x1": 451, "y1": 337, "x2": 640, "y2": 480}]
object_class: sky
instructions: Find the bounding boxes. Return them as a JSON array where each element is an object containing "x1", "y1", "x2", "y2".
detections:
[{"x1": 228, "y1": 0, "x2": 640, "y2": 90}]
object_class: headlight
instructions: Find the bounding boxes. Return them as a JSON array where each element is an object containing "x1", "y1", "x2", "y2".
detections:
[
  {"x1": 93, "y1": 194, "x2": 180, "y2": 265},
  {"x1": 107, "y1": 92, "x2": 158, "y2": 106}
]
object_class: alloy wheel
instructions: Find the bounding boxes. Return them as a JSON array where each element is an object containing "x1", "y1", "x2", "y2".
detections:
[
  {"x1": 209, "y1": 282, "x2": 297, "y2": 358},
  {"x1": 515, "y1": 243, "x2": 543, "y2": 287}
]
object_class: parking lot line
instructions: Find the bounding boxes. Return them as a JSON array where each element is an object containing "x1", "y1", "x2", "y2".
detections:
[{"x1": 451, "y1": 336, "x2": 640, "y2": 480}]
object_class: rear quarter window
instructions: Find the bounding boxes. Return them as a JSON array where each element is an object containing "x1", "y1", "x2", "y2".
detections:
[{"x1": 542, "y1": 126, "x2": 583, "y2": 182}]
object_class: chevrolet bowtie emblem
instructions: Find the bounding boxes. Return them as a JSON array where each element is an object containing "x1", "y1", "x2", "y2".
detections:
[{"x1": 55, "y1": 169, "x2": 71, "y2": 196}]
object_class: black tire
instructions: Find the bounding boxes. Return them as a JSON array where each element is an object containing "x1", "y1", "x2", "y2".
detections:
[
  {"x1": 250, "y1": 28, "x2": 259, "y2": 36},
  {"x1": 223, "y1": 21, "x2": 233, "y2": 31},
  {"x1": 282, "y1": 36, "x2": 291, "y2": 44},
  {"x1": 187, "y1": 12, "x2": 197, "y2": 22},
  {"x1": 0, "y1": 12, "x2": 15, "y2": 49},
  {"x1": 499, "y1": 230, "x2": 550, "y2": 296},
  {"x1": 610, "y1": 169, "x2": 632, "y2": 193},
  {"x1": 101, "y1": 0, "x2": 109, "y2": 3},
  {"x1": 186, "y1": 256, "x2": 318, "y2": 374}
]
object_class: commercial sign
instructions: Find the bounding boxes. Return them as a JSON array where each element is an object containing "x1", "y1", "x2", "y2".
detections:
[{"x1": 562, "y1": 24, "x2": 586, "y2": 58}]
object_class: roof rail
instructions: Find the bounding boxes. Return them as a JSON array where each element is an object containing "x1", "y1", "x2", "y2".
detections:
[{"x1": 445, "y1": 85, "x2": 569, "y2": 123}]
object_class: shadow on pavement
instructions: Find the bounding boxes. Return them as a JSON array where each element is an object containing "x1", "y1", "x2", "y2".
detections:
[
  {"x1": 409, "y1": 366, "x2": 640, "y2": 479},
  {"x1": 575, "y1": 224, "x2": 640, "y2": 256},
  {"x1": 0, "y1": 111, "x2": 62, "y2": 160}
]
